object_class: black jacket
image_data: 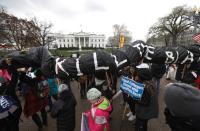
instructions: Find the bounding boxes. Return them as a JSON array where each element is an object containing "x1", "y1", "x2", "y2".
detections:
[
  {"x1": 51, "y1": 90, "x2": 77, "y2": 131},
  {"x1": 164, "y1": 108, "x2": 200, "y2": 131},
  {"x1": 151, "y1": 64, "x2": 166, "y2": 79}
]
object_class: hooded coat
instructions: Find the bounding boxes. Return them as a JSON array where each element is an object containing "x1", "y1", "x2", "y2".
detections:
[
  {"x1": 85, "y1": 97, "x2": 112, "y2": 131},
  {"x1": 164, "y1": 83, "x2": 200, "y2": 131},
  {"x1": 51, "y1": 90, "x2": 77, "y2": 131}
]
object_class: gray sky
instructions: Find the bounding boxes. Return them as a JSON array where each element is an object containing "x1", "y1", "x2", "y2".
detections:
[{"x1": 1, "y1": 0, "x2": 200, "y2": 41}]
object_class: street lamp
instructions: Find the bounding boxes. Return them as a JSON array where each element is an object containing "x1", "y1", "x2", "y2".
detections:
[{"x1": 192, "y1": 7, "x2": 200, "y2": 34}]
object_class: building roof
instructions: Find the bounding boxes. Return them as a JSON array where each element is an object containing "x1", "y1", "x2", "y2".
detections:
[{"x1": 74, "y1": 31, "x2": 91, "y2": 36}]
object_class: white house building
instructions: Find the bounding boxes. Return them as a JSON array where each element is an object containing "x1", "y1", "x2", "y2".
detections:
[{"x1": 49, "y1": 31, "x2": 106, "y2": 49}]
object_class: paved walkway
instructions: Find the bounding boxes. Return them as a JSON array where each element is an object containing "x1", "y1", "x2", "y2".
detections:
[{"x1": 19, "y1": 78, "x2": 171, "y2": 131}]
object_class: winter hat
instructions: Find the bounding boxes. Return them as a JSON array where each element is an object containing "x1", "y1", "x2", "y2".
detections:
[
  {"x1": 58, "y1": 84, "x2": 69, "y2": 93},
  {"x1": 135, "y1": 63, "x2": 152, "y2": 81},
  {"x1": 164, "y1": 83, "x2": 200, "y2": 117},
  {"x1": 137, "y1": 68, "x2": 152, "y2": 81},
  {"x1": 136, "y1": 63, "x2": 149, "y2": 69},
  {"x1": 87, "y1": 88, "x2": 101, "y2": 101}
]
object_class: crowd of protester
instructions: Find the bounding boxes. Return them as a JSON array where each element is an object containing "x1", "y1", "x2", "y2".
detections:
[{"x1": 0, "y1": 52, "x2": 200, "y2": 131}]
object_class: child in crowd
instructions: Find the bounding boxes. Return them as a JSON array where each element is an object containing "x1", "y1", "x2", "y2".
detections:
[{"x1": 84, "y1": 88, "x2": 112, "y2": 131}]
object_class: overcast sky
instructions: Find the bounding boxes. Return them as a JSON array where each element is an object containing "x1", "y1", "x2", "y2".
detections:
[{"x1": 1, "y1": 0, "x2": 200, "y2": 41}]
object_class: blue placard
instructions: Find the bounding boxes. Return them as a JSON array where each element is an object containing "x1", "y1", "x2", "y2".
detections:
[
  {"x1": 120, "y1": 76, "x2": 144, "y2": 100},
  {"x1": 0, "y1": 95, "x2": 15, "y2": 112}
]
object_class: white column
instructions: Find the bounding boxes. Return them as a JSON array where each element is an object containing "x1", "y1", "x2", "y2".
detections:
[
  {"x1": 84, "y1": 37, "x2": 86, "y2": 47},
  {"x1": 89, "y1": 37, "x2": 90, "y2": 47},
  {"x1": 69, "y1": 38, "x2": 71, "y2": 47},
  {"x1": 79, "y1": 37, "x2": 82, "y2": 51},
  {"x1": 73, "y1": 38, "x2": 75, "y2": 47}
]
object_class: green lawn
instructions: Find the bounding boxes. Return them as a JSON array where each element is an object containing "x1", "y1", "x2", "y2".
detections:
[
  {"x1": 0, "y1": 48, "x2": 115, "y2": 58},
  {"x1": 50, "y1": 48, "x2": 114, "y2": 57}
]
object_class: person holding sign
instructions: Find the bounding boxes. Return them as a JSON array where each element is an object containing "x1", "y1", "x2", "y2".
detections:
[
  {"x1": 134, "y1": 64, "x2": 158, "y2": 131},
  {"x1": 120, "y1": 66, "x2": 137, "y2": 121},
  {"x1": 0, "y1": 66, "x2": 22, "y2": 131},
  {"x1": 0, "y1": 95, "x2": 19, "y2": 131}
]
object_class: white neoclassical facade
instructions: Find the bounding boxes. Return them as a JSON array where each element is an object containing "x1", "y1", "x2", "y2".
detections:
[{"x1": 50, "y1": 31, "x2": 106, "y2": 49}]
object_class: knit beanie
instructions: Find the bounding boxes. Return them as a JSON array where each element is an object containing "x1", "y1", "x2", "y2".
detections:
[
  {"x1": 164, "y1": 82, "x2": 200, "y2": 117},
  {"x1": 137, "y1": 68, "x2": 152, "y2": 81},
  {"x1": 136, "y1": 63, "x2": 152, "y2": 81},
  {"x1": 87, "y1": 88, "x2": 101, "y2": 101}
]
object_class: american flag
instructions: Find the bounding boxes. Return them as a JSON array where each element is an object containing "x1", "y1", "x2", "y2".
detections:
[{"x1": 193, "y1": 33, "x2": 200, "y2": 43}]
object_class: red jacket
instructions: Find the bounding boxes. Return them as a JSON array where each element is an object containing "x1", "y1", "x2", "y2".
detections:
[{"x1": 85, "y1": 97, "x2": 112, "y2": 131}]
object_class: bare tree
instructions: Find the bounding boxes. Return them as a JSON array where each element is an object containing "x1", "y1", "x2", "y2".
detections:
[
  {"x1": 148, "y1": 6, "x2": 193, "y2": 46},
  {"x1": 0, "y1": 9, "x2": 54, "y2": 50},
  {"x1": 0, "y1": 10, "x2": 42, "y2": 50},
  {"x1": 0, "y1": 8, "x2": 12, "y2": 45},
  {"x1": 32, "y1": 18, "x2": 54, "y2": 47}
]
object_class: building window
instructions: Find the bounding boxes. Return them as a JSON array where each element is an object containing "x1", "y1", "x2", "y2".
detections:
[
  {"x1": 59, "y1": 39, "x2": 61, "y2": 42},
  {"x1": 71, "y1": 39, "x2": 73, "y2": 42},
  {"x1": 67, "y1": 39, "x2": 69, "y2": 42},
  {"x1": 99, "y1": 39, "x2": 101, "y2": 42},
  {"x1": 95, "y1": 39, "x2": 97, "y2": 42},
  {"x1": 63, "y1": 39, "x2": 65, "y2": 42},
  {"x1": 91, "y1": 39, "x2": 93, "y2": 42},
  {"x1": 102, "y1": 39, "x2": 104, "y2": 42}
]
